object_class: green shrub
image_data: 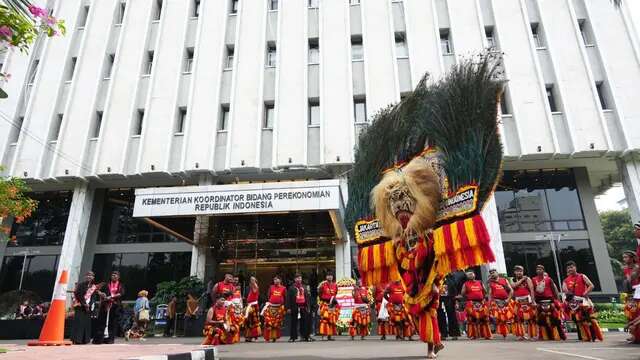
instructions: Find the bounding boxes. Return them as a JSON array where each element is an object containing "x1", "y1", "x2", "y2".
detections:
[{"x1": 150, "y1": 276, "x2": 204, "y2": 313}]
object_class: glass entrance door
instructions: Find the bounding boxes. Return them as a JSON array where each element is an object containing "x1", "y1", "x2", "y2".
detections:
[{"x1": 212, "y1": 212, "x2": 336, "y2": 294}]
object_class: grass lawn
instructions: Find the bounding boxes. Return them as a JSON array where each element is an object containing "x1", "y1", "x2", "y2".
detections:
[
  {"x1": 600, "y1": 322, "x2": 626, "y2": 329},
  {"x1": 0, "y1": 348, "x2": 6, "y2": 354}
]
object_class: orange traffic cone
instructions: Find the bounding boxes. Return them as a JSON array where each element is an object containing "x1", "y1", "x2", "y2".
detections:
[{"x1": 28, "y1": 270, "x2": 72, "y2": 346}]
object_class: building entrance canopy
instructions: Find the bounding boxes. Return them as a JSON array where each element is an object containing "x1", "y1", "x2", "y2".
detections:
[{"x1": 132, "y1": 180, "x2": 343, "y2": 217}]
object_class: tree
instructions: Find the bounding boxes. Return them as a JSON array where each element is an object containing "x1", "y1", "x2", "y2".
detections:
[
  {"x1": 0, "y1": 166, "x2": 37, "y2": 244},
  {"x1": 0, "y1": 0, "x2": 65, "y2": 97},
  {"x1": 600, "y1": 210, "x2": 634, "y2": 280}
]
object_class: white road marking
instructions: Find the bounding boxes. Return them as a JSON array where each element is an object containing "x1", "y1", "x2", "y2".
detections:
[{"x1": 536, "y1": 348, "x2": 607, "y2": 360}]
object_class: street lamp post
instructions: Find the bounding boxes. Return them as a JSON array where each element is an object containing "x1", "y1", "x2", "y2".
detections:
[{"x1": 541, "y1": 232, "x2": 566, "y2": 290}]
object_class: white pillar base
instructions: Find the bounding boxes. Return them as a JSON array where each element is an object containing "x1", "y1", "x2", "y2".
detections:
[{"x1": 54, "y1": 183, "x2": 95, "y2": 301}]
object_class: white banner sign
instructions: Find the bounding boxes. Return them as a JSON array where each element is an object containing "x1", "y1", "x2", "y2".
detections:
[{"x1": 133, "y1": 180, "x2": 342, "y2": 217}]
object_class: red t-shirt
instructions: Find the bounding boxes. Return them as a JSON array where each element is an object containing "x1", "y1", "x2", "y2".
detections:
[
  {"x1": 319, "y1": 281, "x2": 338, "y2": 302},
  {"x1": 268, "y1": 285, "x2": 286, "y2": 305},
  {"x1": 295, "y1": 285, "x2": 306, "y2": 305},
  {"x1": 354, "y1": 287, "x2": 368, "y2": 304},
  {"x1": 532, "y1": 275, "x2": 554, "y2": 300},
  {"x1": 464, "y1": 280, "x2": 485, "y2": 301},
  {"x1": 375, "y1": 285, "x2": 385, "y2": 303},
  {"x1": 488, "y1": 278, "x2": 509, "y2": 300},
  {"x1": 232, "y1": 287, "x2": 242, "y2": 300},
  {"x1": 388, "y1": 282, "x2": 405, "y2": 304},
  {"x1": 215, "y1": 281, "x2": 235, "y2": 300},
  {"x1": 513, "y1": 279, "x2": 531, "y2": 297},
  {"x1": 246, "y1": 287, "x2": 259, "y2": 303},
  {"x1": 213, "y1": 305, "x2": 226, "y2": 322},
  {"x1": 563, "y1": 273, "x2": 587, "y2": 297}
]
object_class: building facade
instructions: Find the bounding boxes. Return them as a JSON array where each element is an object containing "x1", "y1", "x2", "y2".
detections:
[{"x1": 1, "y1": 0, "x2": 639, "y2": 300}]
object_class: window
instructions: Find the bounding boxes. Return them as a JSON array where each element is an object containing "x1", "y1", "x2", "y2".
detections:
[
  {"x1": 154, "y1": 0, "x2": 162, "y2": 21},
  {"x1": 225, "y1": 46, "x2": 235, "y2": 70},
  {"x1": 10, "y1": 116, "x2": 23, "y2": 143},
  {"x1": 485, "y1": 27, "x2": 496, "y2": 49},
  {"x1": 27, "y1": 60, "x2": 39, "y2": 85},
  {"x1": 219, "y1": 106, "x2": 230, "y2": 130},
  {"x1": 440, "y1": 29, "x2": 452, "y2": 55},
  {"x1": 308, "y1": 0, "x2": 319, "y2": 8},
  {"x1": 395, "y1": 33, "x2": 408, "y2": 58},
  {"x1": 78, "y1": 5, "x2": 90, "y2": 28},
  {"x1": 92, "y1": 252, "x2": 191, "y2": 300},
  {"x1": 230, "y1": 0, "x2": 239, "y2": 14},
  {"x1": 184, "y1": 48, "x2": 194, "y2": 73},
  {"x1": 350, "y1": 0, "x2": 361, "y2": 5},
  {"x1": 116, "y1": 1, "x2": 126, "y2": 25},
  {"x1": 0, "y1": 255, "x2": 60, "y2": 300},
  {"x1": 578, "y1": 19, "x2": 592, "y2": 46},
  {"x1": 104, "y1": 54, "x2": 115, "y2": 79},
  {"x1": 266, "y1": 44, "x2": 277, "y2": 67},
  {"x1": 269, "y1": 0, "x2": 278, "y2": 11},
  {"x1": 531, "y1": 23, "x2": 544, "y2": 48},
  {"x1": 193, "y1": 0, "x2": 200, "y2": 17},
  {"x1": 176, "y1": 108, "x2": 186, "y2": 133},
  {"x1": 546, "y1": 84, "x2": 558, "y2": 112},
  {"x1": 596, "y1": 82, "x2": 609, "y2": 110},
  {"x1": 308, "y1": 40, "x2": 319, "y2": 64},
  {"x1": 308, "y1": 101, "x2": 320, "y2": 126},
  {"x1": 134, "y1": 110, "x2": 144, "y2": 135},
  {"x1": 7, "y1": 191, "x2": 72, "y2": 248},
  {"x1": 351, "y1": 37, "x2": 363, "y2": 61},
  {"x1": 354, "y1": 99, "x2": 367, "y2": 123},
  {"x1": 67, "y1": 57, "x2": 77, "y2": 82},
  {"x1": 144, "y1": 51, "x2": 154, "y2": 75},
  {"x1": 264, "y1": 104, "x2": 274, "y2": 129},
  {"x1": 93, "y1": 111, "x2": 103, "y2": 138},
  {"x1": 500, "y1": 88, "x2": 510, "y2": 115},
  {"x1": 51, "y1": 114, "x2": 63, "y2": 141}
]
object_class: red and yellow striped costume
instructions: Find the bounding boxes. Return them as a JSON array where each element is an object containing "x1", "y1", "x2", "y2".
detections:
[
  {"x1": 625, "y1": 298, "x2": 640, "y2": 343},
  {"x1": 244, "y1": 303, "x2": 261, "y2": 340},
  {"x1": 536, "y1": 300, "x2": 565, "y2": 341},
  {"x1": 263, "y1": 304, "x2": 286, "y2": 342},
  {"x1": 319, "y1": 302, "x2": 341, "y2": 336},
  {"x1": 567, "y1": 299, "x2": 603, "y2": 342},
  {"x1": 349, "y1": 305, "x2": 371, "y2": 338},
  {"x1": 490, "y1": 299, "x2": 514, "y2": 338},
  {"x1": 513, "y1": 297, "x2": 537, "y2": 339},
  {"x1": 202, "y1": 305, "x2": 233, "y2": 346},
  {"x1": 465, "y1": 300, "x2": 492, "y2": 339}
]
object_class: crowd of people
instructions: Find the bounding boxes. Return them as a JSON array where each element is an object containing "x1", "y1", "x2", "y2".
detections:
[{"x1": 63, "y1": 222, "x2": 640, "y2": 347}]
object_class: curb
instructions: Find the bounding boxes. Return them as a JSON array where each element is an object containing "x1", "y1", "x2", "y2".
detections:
[
  {"x1": 126, "y1": 347, "x2": 217, "y2": 360},
  {"x1": 601, "y1": 328, "x2": 625, "y2": 332}
]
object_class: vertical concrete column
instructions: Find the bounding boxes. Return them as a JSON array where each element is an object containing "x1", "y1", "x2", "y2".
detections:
[
  {"x1": 574, "y1": 167, "x2": 617, "y2": 294},
  {"x1": 334, "y1": 235, "x2": 352, "y2": 280},
  {"x1": 54, "y1": 182, "x2": 96, "y2": 299},
  {"x1": 619, "y1": 157, "x2": 640, "y2": 224},
  {"x1": 78, "y1": 189, "x2": 106, "y2": 277},
  {"x1": 482, "y1": 194, "x2": 507, "y2": 273},
  {"x1": 190, "y1": 175, "x2": 213, "y2": 280}
]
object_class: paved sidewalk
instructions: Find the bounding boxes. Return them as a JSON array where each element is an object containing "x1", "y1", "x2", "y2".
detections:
[{"x1": 1, "y1": 333, "x2": 639, "y2": 360}]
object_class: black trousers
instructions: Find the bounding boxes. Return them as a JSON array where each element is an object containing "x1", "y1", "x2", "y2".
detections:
[
  {"x1": 164, "y1": 317, "x2": 175, "y2": 336},
  {"x1": 93, "y1": 305, "x2": 119, "y2": 344},
  {"x1": 289, "y1": 306, "x2": 310, "y2": 340},
  {"x1": 438, "y1": 296, "x2": 460, "y2": 338}
]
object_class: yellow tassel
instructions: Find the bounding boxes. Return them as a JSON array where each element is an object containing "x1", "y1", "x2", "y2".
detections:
[{"x1": 465, "y1": 218, "x2": 478, "y2": 247}]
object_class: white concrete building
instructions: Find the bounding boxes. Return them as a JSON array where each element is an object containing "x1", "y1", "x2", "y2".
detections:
[{"x1": 0, "y1": 0, "x2": 639, "y2": 301}]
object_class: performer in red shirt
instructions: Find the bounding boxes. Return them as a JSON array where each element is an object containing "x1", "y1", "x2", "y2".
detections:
[
  {"x1": 385, "y1": 280, "x2": 413, "y2": 340},
  {"x1": 318, "y1": 272, "x2": 338, "y2": 305},
  {"x1": 623, "y1": 250, "x2": 640, "y2": 343},
  {"x1": 263, "y1": 276, "x2": 287, "y2": 342},
  {"x1": 202, "y1": 297, "x2": 231, "y2": 346},
  {"x1": 212, "y1": 273, "x2": 235, "y2": 302},
  {"x1": 487, "y1": 269, "x2": 513, "y2": 339},
  {"x1": 532, "y1": 265, "x2": 565, "y2": 341},
  {"x1": 460, "y1": 270, "x2": 491, "y2": 340},
  {"x1": 511, "y1": 265, "x2": 536, "y2": 340},
  {"x1": 244, "y1": 276, "x2": 261, "y2": 342},
  {"x1": 562, "y1": 261, "x2": 602, "y2": 342},
  {"x1": 349, "y1": 280, "x2": 371, "y2": 340},
  {"x1": 374, "y1": 283, "x2": 392, "y2": 340},
  {"x1": 634, "y1": 222, "x2": 640, "y2": 260}
]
